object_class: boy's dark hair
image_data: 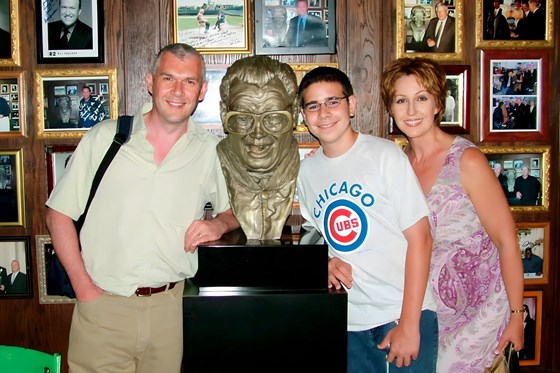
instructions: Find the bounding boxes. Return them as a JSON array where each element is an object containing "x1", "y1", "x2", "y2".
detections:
[{"x1": 298, "y1": 67, "x2": 354, "y2": 105}]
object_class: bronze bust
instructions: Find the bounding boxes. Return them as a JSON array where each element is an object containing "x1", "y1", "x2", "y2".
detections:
[{"x1": 217, "y1": 56, "x2": 300, "y2": 240}]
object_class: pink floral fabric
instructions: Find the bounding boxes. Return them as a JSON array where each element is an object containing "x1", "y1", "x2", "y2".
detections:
[{"x1": 427, "y1": 137, "x2": 509, "y2": 373}]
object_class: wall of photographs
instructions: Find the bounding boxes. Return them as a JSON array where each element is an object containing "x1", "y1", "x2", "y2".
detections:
[{"x1": 0, "y1": 0, "x2": 559, "y2": 372}]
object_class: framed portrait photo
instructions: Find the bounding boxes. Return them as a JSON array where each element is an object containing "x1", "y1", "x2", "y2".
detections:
[
  {"x1": 481, "y1": 49, "x2": 549, "y2": 142},
  {"x1": 0, "y1": 71, "x2": 25, "y2": 138},
  {"x1": 173, "y1": 0, "x2": 251, "y2": 54},
  {"x1": 254, "y1": 0, "x2": 336, "y2": 55},
  {"x1": 0, "y1": 236, "x2": 32, "y2": 299},
  {"x1": 517, "y1": 221, "x2": 549, "y2": 284},
  {"x1": 0, "y1": 0, "x2": 20, "y2": 67},
  {"x1": 191, "y1": 65, "x2": 228, "y2": 138},
  {"x1": 35, "y1": 68, "x2": 118, "y2": 138},
  {"x1": 45, "y1": 144, "x2": 77, "y2": 195},
  {"x1": 397, "y1": 0, "x2": 463, "y2": 61},
  {"x1": 36, "y1": 235, "x2": 75, "y2": 304},
  {"x1": 520, "y1": 290, "x2": 542, "y2": 366},
  {"x1": 481, "y1": 145, "x2": 550, "y2": 212},
  {"x1": 0, "y1": 149, "x2": 25, "y2": 227},
  {"x1": 476, "y1": 0, "x2": 554, "y2": 48},
  {"x1": 36, "y1": 0, "x2": 104, "y2": 63}
]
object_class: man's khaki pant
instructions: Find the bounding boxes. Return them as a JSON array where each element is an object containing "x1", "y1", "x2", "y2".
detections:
[{"x1": 68, "y1": 281, "x2": 184, "y2": 373}]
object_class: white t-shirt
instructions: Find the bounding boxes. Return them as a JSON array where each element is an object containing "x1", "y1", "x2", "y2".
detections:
[{"x1": 297, "y1": 134, "x2": 436, "y2": 331}]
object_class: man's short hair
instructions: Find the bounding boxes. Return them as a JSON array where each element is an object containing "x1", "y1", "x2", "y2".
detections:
[{"x1": 151, "y1": 43, "x2": 206, "y2": 79}]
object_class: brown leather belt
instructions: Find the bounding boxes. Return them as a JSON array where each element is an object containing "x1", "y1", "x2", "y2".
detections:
[{"x1": 135, "y1": 282, "x2": 177, "y2": 297}]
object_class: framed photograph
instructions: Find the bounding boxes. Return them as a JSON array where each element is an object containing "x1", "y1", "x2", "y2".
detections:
[
  {"x1": 45, "y1": 145, "x2": 77, "y2": 195},
  {"x1": 476, "y1": 0, "x2": 554, "y2": 48},
  {"x1": 0, "y1": 0, "x2": 20, "y2": 66},
  {"x1": 192, "y1": 65, "x2": 228, "y2": 138},
  {"x1": 255, "y1": 0, "x2": 336, "y2": 55},
  {"x1": 517, "y1": 221, "x2": 549, "y2": 284},
  {"x1": 86, "y1": 82, "x2": 97, "y2": 95},
  {"x1": 0, "y1": 236, "x2": 31, "y2": 298},
  {"x1": 36, "y1": 235, "x2": 75, "y2": 304},
  {"x1": 173, "y1": 0, "x2": 251, "y2": 54},
  {"x1": 35, "y1": 68, "x2": 118, "y2": 138},
  {"x1": 99, "y1": 82, "x2": 109, "y2": 95},
  {"x1": 481, "y1": 145, "x2": 550, "y2": 212},
  {"x1": 0, "y1": 71, "x2": 25, "y2": 137},
  {"x1": 308, "y1": 0, "x2": 322, "y2": 8},
  {"x1": 481, "y1": 49, "x2": 549, "y2": 142},
  {"x1": 520, "y1": 290, "x2": 542, "y2": 366},
  {"x1": 390, "y1": 65, "x2": 470, "y2": 135},
  {"x1": 396, "y1": 0, "x2": 463, "y2": 61},
  {"x1": 0, "y1": 149, "x2": 24, "y2": 226},
  {"x1": 36, "y1": 0, "x2": 104, "y2": 63}
]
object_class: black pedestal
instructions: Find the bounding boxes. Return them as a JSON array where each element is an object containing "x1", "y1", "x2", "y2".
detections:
[{"x1": 182, "y1": 229, "x2": 347, "y2": 372}]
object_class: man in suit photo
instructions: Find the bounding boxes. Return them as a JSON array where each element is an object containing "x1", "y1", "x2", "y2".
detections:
[
  {"x1": 47, "y1": 0, "x2": 93, "y2": 50},
  {"x1": 286, "y1": 0, "x2": 327, "y2": 47},
  {"x1": 6, "y1": 259, "x2": 27, "y2": 294},
  {"x1": 422, "y1": 2, "x2": 456, "y2": 53}
]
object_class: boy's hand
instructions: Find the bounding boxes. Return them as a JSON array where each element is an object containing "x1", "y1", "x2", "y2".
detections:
[{"x1": 328, "y1": 257, "x2": 352, "y2": 289}]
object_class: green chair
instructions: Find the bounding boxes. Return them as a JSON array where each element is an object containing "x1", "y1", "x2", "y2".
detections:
[{"x1": 0, "y1": 345, "x2": 62, "y2": 373}]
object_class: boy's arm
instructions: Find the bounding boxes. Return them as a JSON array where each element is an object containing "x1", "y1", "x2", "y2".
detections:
[{"x1": 377, "y1": 216, "x2": 432, "y2": 367}]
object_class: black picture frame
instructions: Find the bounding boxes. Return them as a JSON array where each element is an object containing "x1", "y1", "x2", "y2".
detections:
[
  {"x1": 255, "y1": 0, "x2": 336, "y2": 55},
  {"x1": 0, "y1": 236, "x2": 32, "y2": 299},
  {"x1": 36, "y1": 0, "x2": 104, "y2": 64}
]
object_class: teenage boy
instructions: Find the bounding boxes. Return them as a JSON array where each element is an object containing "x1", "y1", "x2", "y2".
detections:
[{"x1": 296, "y1": 66, "x2": 438, "y2": 372}]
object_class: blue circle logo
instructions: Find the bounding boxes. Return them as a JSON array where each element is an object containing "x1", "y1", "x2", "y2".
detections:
[{"x1": 323, "y1": 199, "x2": 368, "y2": 252}]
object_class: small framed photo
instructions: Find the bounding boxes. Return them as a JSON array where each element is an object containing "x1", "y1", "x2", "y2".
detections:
[
  {"x1": 517, "y1": 221, "x2": 549, "y2": 284},
  {"x1": 192, "y1": 66, "x2": 228, "y2": 139},
  {"x1": 86, "y1": 82, "x2": 97, "y2": 95},
  {"x1": 529, "y1": 157, "x2": 540, "y2": 169},
  {"x1": 0, "y1": 149, "x2": 25, "y2": 226},
  {"x1": 308, "y1": 0, "x2": 322, "y2": 8},
  {"x1": 173, "y1": 0, "x2": 252, "y2": 54},
  {"x1": 0, "y1": 71, "x2": 25, "y2": 137},
  {"x1": 390, "y1": 65, "x2": 470, "y2": 135},
  {"x1": 255, "y1": 0, "x2": 336, "y2": 55},
  {"x1": 0, "y1": 236, "x2": 31, "y2": 298},
  {"x1": 481, "y1": 49, "x2": 549, "y2": 142},
  {"x1": 476, "y1": 0, "x2": 554, "y2": 48},
  {"x1": 520, "y1": 290, "x2": 542, "y2": 366},
  {"x1": 36, "y1": 235, "x2": 75, "y2": 304},
  {"x1": 53, "y1": 86, "x2": 66, "y2": 96},
  {"x1": 36, "y1": 0, "x2": 104, "y2": 63},
  {"x1": 45, "y1": 145, "x2": 77, "y2": 195},
  {"x1": 35, "y1": 68, "x2": 117, "y2": 138},
  {"x1": 99, "y1": 82, "x2": 109, "y2": 95},
  {"x1": 481, "y1": 145, "x2": 550, "y2": 212},
  {"x1": 0, "y1": 0, "x2": 20, "y2": 66},
  {"x1": 397, "y1": 0, "x2": 464, "y2": 61}
]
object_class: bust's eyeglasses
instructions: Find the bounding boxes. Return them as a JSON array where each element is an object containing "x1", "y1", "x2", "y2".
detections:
[
  {"x1": 302, "y1": 96, "x2": 349, "y2": 112},
  {"x1": 224, "y1": 111, "x2": 293, "y2": 135}
]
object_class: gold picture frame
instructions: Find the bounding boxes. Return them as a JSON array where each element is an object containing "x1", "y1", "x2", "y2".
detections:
[
  {"x1": 475, "y1": 0, "x2": 554, "y2": 49},
  {"x1": 0, "y1": 0, "x2": 20, "y2": 67},
  {"x1": 35, "y1": 235, "x2": 75, "y2": 304},
  {"x1": 172, "y1": 0, "x2": 252, "y2": 54},
  {"x1": 0, "y1": 70, "x2": 25, "y2": 138},
  {"x1": 34, "y1": 68, "x2": 118, "y2": 138},
  {"x1": 396, "y1": 0, "x2": 464, "y2": 61},
  {"x1": 480, "y1": 145, "x2": 550, "y2": 212}
]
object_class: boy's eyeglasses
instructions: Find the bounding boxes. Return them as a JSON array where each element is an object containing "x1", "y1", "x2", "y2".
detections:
[{"x1": 302, "y1": 96, "x2": 348, "y2": 112}]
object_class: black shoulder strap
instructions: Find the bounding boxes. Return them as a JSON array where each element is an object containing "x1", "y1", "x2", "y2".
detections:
[{"x1": 74, "y1": 115, "x2": 133, "y2": 233}]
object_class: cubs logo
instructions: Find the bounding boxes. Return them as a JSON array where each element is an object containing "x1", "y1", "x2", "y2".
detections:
[{"x1": 323, "y1": 199, "x2": 368, "y2": 252}]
